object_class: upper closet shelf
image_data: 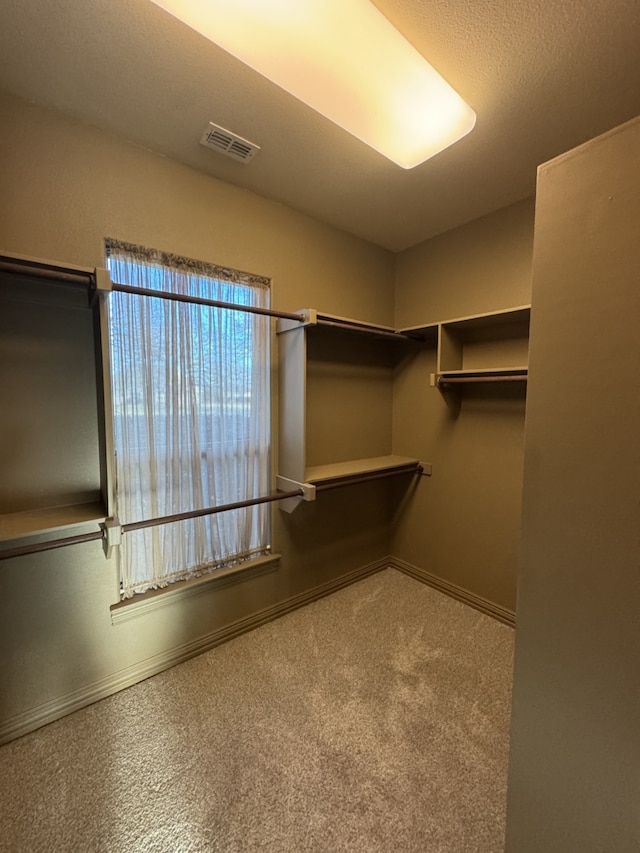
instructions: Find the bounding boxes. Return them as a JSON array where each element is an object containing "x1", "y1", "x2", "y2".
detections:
[
  {"x1": 398, "y1": 305, "x2": 530, "y2": 337},
  {"x1": 0, "y1": 501, "x2": 107, "y2": 543},
  {"x1": 439, "y1": 304, "x2": 530, "y2": 332},
  {"x1": 305, "y1": 455, "x2": 421, "y2": 485}
]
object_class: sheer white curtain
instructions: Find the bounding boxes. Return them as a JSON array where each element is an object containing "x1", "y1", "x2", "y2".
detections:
[{"x1": 106, "y1": 240, "x2": 271, "y2": 598}]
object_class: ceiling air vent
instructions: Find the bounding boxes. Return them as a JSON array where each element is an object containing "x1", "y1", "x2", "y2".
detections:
[{"x1": 199, "y1": 122, "x2": 260, "y2": 163}]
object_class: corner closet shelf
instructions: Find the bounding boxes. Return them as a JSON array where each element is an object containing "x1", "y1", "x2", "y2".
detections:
[
  {"x1": 0, "y1": 501, "x2": 108, "y2": 543},
  {"x1": 398, "y1": 323, "x2": 439, "y2": 343},
  {"x1": 400, "y1": 305, "x2": 531, "y2": 387}
]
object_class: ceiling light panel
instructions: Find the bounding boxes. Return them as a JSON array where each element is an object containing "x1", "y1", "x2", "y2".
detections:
[{"x1": 151, "y1": 0, "x2": 476, "y2": 169}]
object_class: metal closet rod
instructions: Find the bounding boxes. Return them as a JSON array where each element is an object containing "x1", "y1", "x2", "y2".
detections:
[
  {"x1": 0, "y1": 258, "x2": 94, "y2": 287},
  {"x1": 0, "y1": 260, "x2": 307, "y2": 323},
  {"x1": 0, "y1": 489, "x2": 304, "y2": 561},
  {"x1": 316, "y1": 317, "x2": 402, "y2": 339},
  {"x1": 438, "y1": 374, "x2": 527, "y2": 385},
  {"x1": 314, "y1": 465, "x2": 423, "y2": 492},
  {"x1": 0, "y1": 529, "x2": 105, "y2": 561},
  {"x1": 112, "y1": 283, "x2": 306, "y2": 323},
  {"x1": 122, "y1": 489, "x2": 304, "y2": 533}
]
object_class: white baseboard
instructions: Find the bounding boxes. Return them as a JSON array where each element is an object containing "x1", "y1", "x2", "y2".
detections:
[
  {"x1": 0, "y1": 557, "x2": 388, "y2": 745},
  {"x1": 389, "y1": 556, "x2": 516, "y2": 628}
]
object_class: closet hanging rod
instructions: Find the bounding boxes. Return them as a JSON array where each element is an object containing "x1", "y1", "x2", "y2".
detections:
[
  {"x1": 315, "y1": 317, "x2": 403, "y2": 339},
  {"x1": 111, "y1": 283, "x2": 306, "y2": 323},
  {"x1": 438, "y1": 374, "x2": 527, "y2": 385},
  {"x1": 0, "y1": 529, "x2": 105, "y2": 562},
  {"x1": 314, "y1": 465, "x2": 423, "y2": 492},
  {"x1": 122, "y1": 489, "x2": 304, "y2": 533},
  {"x1": 0, "y1": 258, "x2": 95, "y2": 287},
  {"x1": 0, "y1": 490, "x2": 304, "y2": 560}
]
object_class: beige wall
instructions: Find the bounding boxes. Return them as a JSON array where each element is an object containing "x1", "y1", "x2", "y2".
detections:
[
  {"x1": 394, "y1": 199, "x2": 534, "y2": 329},
  {"x1": 0, "y1": 91, "x2": 396, "y2": 734},
  {"x1": 391, "y1": 200, "x2": 535, "y2": 611},
  {"x1": 0, "y1": 87, "x2": 538, "y2": 740},
  {"x1": 506, "y1": 117, "x2": 640, "y2": 851}
]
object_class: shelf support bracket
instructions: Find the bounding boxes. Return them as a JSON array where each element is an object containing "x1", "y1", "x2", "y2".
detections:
[
  {"x1": 102, "y1": 516, "x2": 122, "y2": 560},
  {"x1": 275, "y1": 476, "x2": 316, "y2": 513},
  {"x1": 90, "y1": 266, "x2": 113, "y2": 308},
  {"x1": 276, "y1": 309, "x2": 317, "y2": 335}
]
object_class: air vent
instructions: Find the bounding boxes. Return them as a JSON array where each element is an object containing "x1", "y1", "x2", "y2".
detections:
[{"x1": 199, "y1": 122, "x2": 260, "y2": 163}]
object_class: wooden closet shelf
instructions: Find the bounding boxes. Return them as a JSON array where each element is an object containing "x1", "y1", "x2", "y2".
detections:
[
  {"x1": 399, "y1": 305, "x2": 531, "y2": 343},
  {"x1": 304, "y1": 455, "x2": 421, "y2": 485},
  {"x1": 0, "y1": 500, "x2": 108, "y2": 542},
  {"x1": 439, "y1": 366, "x2": 528, "y2": 380}
]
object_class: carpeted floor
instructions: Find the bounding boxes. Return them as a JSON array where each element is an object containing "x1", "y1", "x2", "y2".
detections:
[{"x1": 0, "y1": 569, "x2": 514, "y2": 852}]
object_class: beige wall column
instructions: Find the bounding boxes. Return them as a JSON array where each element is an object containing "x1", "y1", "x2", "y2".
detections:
[{"x1": 505, "y1": 117, "x2": 640, "y2": 851}]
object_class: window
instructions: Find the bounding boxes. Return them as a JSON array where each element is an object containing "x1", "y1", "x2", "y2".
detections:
[{"x1": 105, "y1": 240, "x2": 271, "y2": 598}]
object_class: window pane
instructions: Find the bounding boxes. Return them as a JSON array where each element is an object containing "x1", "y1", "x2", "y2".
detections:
[{"x1": 106, "y1": 241, "x2": 270, "y2": 598}]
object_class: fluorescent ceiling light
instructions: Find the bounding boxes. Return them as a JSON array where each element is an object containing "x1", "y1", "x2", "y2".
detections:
[{"x1": 150, "y1": 0, "x2": 476, "y2": 169}]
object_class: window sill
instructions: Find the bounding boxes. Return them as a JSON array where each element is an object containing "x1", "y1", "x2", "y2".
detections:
[{"x1": 110, "y1": 552, "x2": 281, "y2": 625}]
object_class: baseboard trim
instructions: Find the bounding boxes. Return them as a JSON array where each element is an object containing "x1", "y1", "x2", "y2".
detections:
[
  {"x1": 389, "y1": 556, "x2": 516, "y2": 628},
  {"x1": 0, "y1": 557, "x2": 388, "y2": 745}
]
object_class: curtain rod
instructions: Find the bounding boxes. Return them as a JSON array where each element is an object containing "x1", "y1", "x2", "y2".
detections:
[
  {"x1": 0, "y1": 490, "x2": 304, "y2": 560},
  {"x1": 112, "y1": 283, "x2": 306, "y2": 323}
]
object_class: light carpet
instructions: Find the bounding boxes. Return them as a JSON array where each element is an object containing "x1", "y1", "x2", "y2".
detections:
[{"x1": 0, "y1": 568, "x2": 514, "y2": 852}]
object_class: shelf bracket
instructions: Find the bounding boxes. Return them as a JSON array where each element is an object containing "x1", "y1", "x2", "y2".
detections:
[
  {"x1": 90, "y1": 266, "x2": 113, "y2": 308},
  {"x1": 275, "y1": 476, "x2": 316, "y2": 513},
  {"x1": 94, "y1": 267, "x2": 113, "y2": 292},
  {"x1": 276, "y1": 308, "x2": 318, "y2": 335},
  {"x1": 102, "y1": 516, "x2": 122, "y2": 559}
]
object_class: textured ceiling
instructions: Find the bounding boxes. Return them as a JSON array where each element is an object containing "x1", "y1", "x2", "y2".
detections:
[{"x1": 1, "y1": 0, "x2": 640, "y2": 251}]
